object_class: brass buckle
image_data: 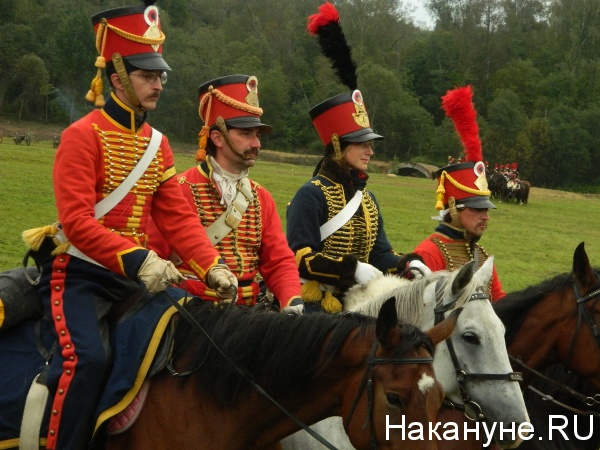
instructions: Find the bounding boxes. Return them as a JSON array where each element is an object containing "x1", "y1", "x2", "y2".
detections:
[{"x1": 224, "y1": 205, "x2": 241, "y2": 229}]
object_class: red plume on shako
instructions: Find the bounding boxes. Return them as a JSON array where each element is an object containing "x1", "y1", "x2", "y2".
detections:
[{"x1": 434, "y1": 85, "x2": 496, "y2": 212}]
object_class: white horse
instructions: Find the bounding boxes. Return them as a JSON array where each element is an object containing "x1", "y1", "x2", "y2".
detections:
[{"x1": 282, "y1": 258, "x2": 529, "y2": 449}]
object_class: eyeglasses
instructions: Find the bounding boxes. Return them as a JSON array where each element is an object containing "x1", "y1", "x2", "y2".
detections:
[{"x1": 131, "y1": 71, "x2": 168, "y2": 85}]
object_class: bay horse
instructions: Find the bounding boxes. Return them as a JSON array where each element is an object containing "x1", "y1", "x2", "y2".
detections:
[
  {"x1": 282, "y1": 258, "x2": 528, "y2": 449},
  {"x1": 488, "y1": 172, "x2": 507, "y2": 201},
  {"x1": 1, "y1": 296, "x2": 457, "y2": 450},
  {"x1": 493, "y1": 242, "x2": 600, "y2": 450}
]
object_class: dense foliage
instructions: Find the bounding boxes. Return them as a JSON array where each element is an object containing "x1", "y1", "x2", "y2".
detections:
[{"x1": 1, "y1": 0, "x2": 600, "y2": 191}]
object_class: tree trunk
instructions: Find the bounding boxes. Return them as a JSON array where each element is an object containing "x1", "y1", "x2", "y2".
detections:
[{"x1": 18, "y1": 95, "x2": 24, "y2": 123}]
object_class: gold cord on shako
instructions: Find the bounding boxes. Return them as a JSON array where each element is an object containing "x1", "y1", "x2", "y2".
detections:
[
  {"x1": 195, "y1": 82, "x2": 264, "y2": 162},
  {"x1": 86, "y1": 7, "x2": 165, "y2": 107}
]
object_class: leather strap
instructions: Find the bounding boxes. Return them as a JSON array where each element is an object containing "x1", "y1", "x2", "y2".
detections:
[
  {"x1": 59, "y1": 128, "x2": 163, "y2": 267},
  {"x1": 168, "y1": 178, "x2": 254, "y2": 266},
  {"x1": 320, "y1": 190, "x2": 363, "y2": 241},
  {"x1": 205, "y1": 177, "x2": 253, "y2": 245},
  {"x1": 19, "y1": 369, "x2": 50, "y2": 450}
]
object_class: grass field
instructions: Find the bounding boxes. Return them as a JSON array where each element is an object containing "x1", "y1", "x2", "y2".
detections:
[{"x1": 1, "y1": 139, "x2": 599, "y2": 293}]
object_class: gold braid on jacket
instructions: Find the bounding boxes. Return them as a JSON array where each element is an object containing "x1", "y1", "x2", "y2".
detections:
[{"x1": 315, "y1": 178, "x2": 379, "y2": 262}]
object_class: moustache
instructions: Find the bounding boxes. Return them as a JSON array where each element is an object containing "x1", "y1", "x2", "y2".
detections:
[{"x1": 242, "y1": 149, "x2": 259, "y2": 160}]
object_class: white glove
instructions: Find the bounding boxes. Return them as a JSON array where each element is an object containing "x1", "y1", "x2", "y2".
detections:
[
  {"x1": 354, "y1": 261, "x2": 383, "y2": 285},
  {"x1": 408, "y1": 259, "x2": 432, "y2": 278},
  {"x1": 138, "y1": 250, "x2": 184, "y2": 294},
  {"x1": 207, "y1": 264, "x2": 238, "y2": 302},
  {"x1": 282, "y1": 297, "x2": 304, "y2": 315}
]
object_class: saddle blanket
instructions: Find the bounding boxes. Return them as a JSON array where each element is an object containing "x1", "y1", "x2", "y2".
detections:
[{"x1": 0, "y1": 288, "x2": 186, "y2": 449}]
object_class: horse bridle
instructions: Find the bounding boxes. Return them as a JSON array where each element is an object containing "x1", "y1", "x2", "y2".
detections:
[
  {"x1": 434, "y1": 285, "x2": 523, "y2": 421},
  {"x1": 164, "y1": 291, "x2": 433, "y2": 450},
  {"x1": 565, "y1": 283, "x2": 600, "y2": 365},
  {"x1": 162, "y1": 291, "x2": 342, "y2": 449},
  {"x1": 510, "y1": 280, "x2": 600, "y2": 415},
  {"x1": 344, "y1": 340, "x2": 434, "y2": 450}
]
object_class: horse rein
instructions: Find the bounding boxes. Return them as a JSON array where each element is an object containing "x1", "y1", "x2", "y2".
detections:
[
  {"x1": 434, "y1": 288, "x2": 523, "y2": 421},
  {"x1": 344, "y1": 340, "x2": 434, "y2": 450},
  {"x1": 511, "y1": 281, "x2": 600, "y2": 416},
  {"x1": 509, "y1": 355, "x2": 600, "y2": 416},
  {"x1": 162, "y1": 291, "x2": 435, "y2": 450},
  {"x1": 160, "y1": 290, "x2": 340, "y2": 450}
]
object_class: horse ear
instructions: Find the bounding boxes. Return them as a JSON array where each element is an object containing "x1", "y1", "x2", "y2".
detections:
[
  {"x1": 376, "y1": 297, "x2": 398, "y2": 347},
  {"x1": 573, "y1": 242, "x2": 596, "y2": 288},
  {"x1": 426, "y1": 308, "x2": 460, "y2": 346},
  {"x1": 451, "y1": 260, "x2": 476, "y2": 296},
  {"x1": 473, "y1": 256, "x2": 493, "y2": 286}
]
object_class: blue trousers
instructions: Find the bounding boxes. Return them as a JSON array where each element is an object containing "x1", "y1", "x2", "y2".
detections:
[{"x1": 38, "y1": 255, "x2": 142, "y2": 450}]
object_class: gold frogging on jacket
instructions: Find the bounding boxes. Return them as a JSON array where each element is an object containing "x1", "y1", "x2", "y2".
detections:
[
  {"x1": 299, "y1": 179, "x2": 380, "y2": 314},
  {"x1": 431, "y1": 237, "x2": 493, "y2": 293},
  {"x1": 183, "y1": 178, "x2": 262, "y2": 278},
  {"x1": 315, "y1": 180, "x2": 378, "y2": 263}
]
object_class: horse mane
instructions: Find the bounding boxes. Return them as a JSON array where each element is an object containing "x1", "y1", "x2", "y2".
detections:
[
  {"x1": 493, "y1": 270, "x2": 583, "y2": 343},
  {"x1": 169, "y1": 299, "x2": 431, "y2": 406},
  {"x1": 346, "y1": 271, "x2": 456, "y2": 325}
]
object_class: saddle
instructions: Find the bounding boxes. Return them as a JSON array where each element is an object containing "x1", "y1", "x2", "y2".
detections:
[
  {"x1": 0, "y1": 266, "x2": 44, "y2": 333},
  {"x1": 0, "y1": 267, "x2": 183, "y2": 449}
]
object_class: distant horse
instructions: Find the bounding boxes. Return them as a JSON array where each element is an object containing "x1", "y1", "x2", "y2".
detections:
[
  {"x1": 13, "y1": 131, "x2": 31, "y2": 145},
  {"x1": 13, "y1": 132, "x2": 30, "y2": 146},
  {"x1": 494, "y1": 242, "x2": 600, "y2": 449},
  {"x1": 493, "y1": 175, "x2": 530, "y2": 205},
  {"x1": 13, "y1": 132, "x2": 26, "y2": 145},
  {"x1": 1, "y1": 296, "x2": 457, "y2": 450},
  {"x1": 488, "y1": 172, "x2": 507, "y2": 200},
  {"x1": 283, "y1": 258, "x2": 528, "y2": 449},
  {"x1": 513, "y1": 180, "x2": 530, "y2": 204}
]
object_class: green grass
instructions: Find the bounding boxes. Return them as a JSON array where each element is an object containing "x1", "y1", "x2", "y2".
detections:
[{"x1": 2, "y1": 140, "x2": 599, "y2": 293}]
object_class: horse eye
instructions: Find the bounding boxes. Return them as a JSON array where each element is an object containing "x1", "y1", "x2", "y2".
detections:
[
  {"x1": 462, "y1": 332, "x2": 480, "y2": 345},
  {"x1": 386, "y1": 393, "x2": 404, "y2": 409}
]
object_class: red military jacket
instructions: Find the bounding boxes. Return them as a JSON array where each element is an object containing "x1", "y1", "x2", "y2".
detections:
[
  {"x1": 148, "y1": 158, "x2": 301, "y2": 307},
  {"x1": 413, "y1": 224, "x2": 506, "y2": 301},
  {"x1": 54, "y1": 92, "x2": 222, "y2": 280}
]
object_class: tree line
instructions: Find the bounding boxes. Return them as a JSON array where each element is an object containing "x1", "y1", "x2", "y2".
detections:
[{"x1": 1, "y1": 0, "x2": 599, "y2": 192}]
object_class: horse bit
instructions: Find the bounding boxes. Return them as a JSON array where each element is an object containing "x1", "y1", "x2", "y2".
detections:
[
  {"x1": 434, "y1": 282, "x2": 523, "y2": 422},
  {"x1": 511, "y1": 281, "x2": 600, "y2": 416}
]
